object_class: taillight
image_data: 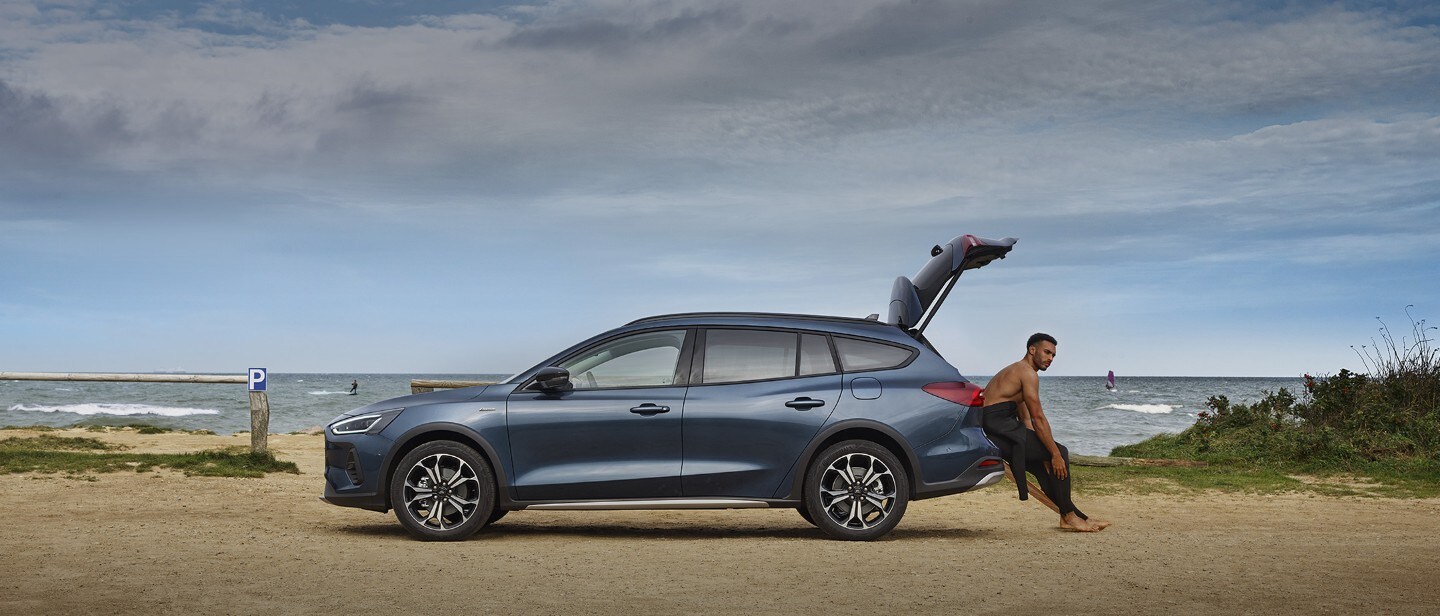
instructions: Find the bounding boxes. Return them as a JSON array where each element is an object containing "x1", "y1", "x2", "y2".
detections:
[{"x1": 922, "y1": 381, "x2": 985, "y2": 406}]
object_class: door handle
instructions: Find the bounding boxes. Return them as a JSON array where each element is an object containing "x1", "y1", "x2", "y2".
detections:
[
  {"x1": 785, "y1": 397, "x2": 826, "y2": 410},
  {"x1": 629, "y1": 404, "x2": 671, "y2": 415}
]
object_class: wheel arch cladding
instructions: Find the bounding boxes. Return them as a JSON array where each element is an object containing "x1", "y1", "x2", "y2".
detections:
[
  {"x1": 384, "y1": 426, "x2": 504, "y2": 510},
  {"x1": 809, "y1": 427, "x2": 916, "y2": 497}
]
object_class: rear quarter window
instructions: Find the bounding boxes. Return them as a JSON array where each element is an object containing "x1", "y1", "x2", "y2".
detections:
[{"x1": 835, "y1": 337, "x2": 915, "y2": 372}]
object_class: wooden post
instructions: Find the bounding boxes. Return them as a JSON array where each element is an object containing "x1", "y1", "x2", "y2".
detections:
[
  {"x1": 248, "y1": 391, "x2": 270, "y2": 454},
  {"x1": 409, "y1": 379, "x2": 496, "y2": 395},
  {"x1": 0, "y1": 372, "x2": 245, "y2": 384}
]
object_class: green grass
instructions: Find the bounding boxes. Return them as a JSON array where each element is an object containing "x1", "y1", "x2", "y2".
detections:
[
  {"x1": 0, "y1": 435, "x2": 299, "y2": 478},
  {"x1": 3, "y1": 424, "x2": 217, "y2": 436},
  {"x1": 73, "y1": 422, "x2": 175, "y2": 434},
  {"x1": 1072, "y1": 459, "x2": 1440, "y2": 499}
]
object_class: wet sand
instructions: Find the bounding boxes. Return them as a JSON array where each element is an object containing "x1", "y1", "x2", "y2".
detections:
[{"x1": 2, "y1": 428, "x2": 1437, "y2": 615}]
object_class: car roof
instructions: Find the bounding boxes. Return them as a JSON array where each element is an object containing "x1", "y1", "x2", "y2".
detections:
[{"x1": 625, "y1": 312, "x2": 914, "y2": 343}]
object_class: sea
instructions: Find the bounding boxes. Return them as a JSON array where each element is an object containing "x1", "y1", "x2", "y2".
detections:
[{"x1": 0, "y1": 373, "x2": 1303, "y2": 456}]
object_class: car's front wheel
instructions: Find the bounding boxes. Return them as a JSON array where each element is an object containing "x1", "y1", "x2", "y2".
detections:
[
  {"x1": 803, "y1": 440, "x2": 908, "y2": 541},
  {"x1": 390, "y1": 440, "x2": 497, "y2": 541}
]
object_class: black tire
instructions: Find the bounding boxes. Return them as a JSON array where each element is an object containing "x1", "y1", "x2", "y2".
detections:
[
  {"x1": 389, "y1": 440, "x2": 498, "y2": 541},
  {"x1": 802, "y1": 440, "x2": 909, "y2": 541},
  {"x1": 796, "y1": 506, "x2": 816, "y2": 526},
  {"x1": 487, "y1": 508, "x2": 508, "y2": 525}
]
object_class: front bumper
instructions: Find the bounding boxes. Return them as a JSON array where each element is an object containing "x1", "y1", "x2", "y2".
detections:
[{"x1": 321, "y1": 434, "x2": 393, "y2": 512}]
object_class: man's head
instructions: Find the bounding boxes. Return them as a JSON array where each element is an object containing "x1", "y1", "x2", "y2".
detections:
[{"x1": 1025, "y1": 332, "x2": 1057, "y2": 371}]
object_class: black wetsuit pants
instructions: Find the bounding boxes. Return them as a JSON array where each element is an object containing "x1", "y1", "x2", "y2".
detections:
[{"x1": 982, "y1": 401, "x2": 1087, "y2": 519}]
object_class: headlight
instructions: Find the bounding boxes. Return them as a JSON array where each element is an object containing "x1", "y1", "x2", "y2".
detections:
[{"x1": 330, "y1": 408, "x2": 404, "y2": 435}]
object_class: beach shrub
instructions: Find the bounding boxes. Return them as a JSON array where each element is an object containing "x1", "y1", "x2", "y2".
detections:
[
  {"x1": 0, "y1": 436, "x2": 299, "y2": 477},
  {"x1": 0, "y1": 435, "x2": 117, "y2": 451},
  {"x1": 1115, "y1": 309, "x2": 1440, "y2": 473}
]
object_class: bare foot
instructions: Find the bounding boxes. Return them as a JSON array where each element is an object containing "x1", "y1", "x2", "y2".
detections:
[
  {"x1": 1059, "y1": 513, "x2": 1104, "y2": 532},
  {"x1": 1089, "y1": 518, "x2": 1112, "y2": 530}
]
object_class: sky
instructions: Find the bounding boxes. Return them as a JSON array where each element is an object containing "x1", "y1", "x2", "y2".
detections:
[{"x1": 1, "y1": 0, "x2": 1437, "y2": 377}]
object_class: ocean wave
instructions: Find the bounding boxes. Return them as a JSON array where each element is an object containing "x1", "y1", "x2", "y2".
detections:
[
  {"x1": 1103, "y1": 403, "x2": 1177, "y2": 414},
  {"x1": 308, "y1": 391, "x2": 354, "y2": 396},
  {"x1": 7, "y1": 403, "x2": 220, "y2": 416}
]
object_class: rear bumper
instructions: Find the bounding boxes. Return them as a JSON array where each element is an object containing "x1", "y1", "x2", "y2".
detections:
[
  {"x1": 913, "y1": 456, "x2": 1006, "y2": 500},
  {"x1": 911, "y1": 422, "x2": 1005, "y2": 500}
]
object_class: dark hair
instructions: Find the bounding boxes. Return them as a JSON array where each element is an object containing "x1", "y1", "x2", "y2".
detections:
[{"x1": 1026, "y1": 332, "x2": 1057, "y2": 349}]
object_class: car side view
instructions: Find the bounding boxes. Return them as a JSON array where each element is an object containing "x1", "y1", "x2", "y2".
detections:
[{"x1": 322, "y1": 234, "x2": 1017, "y2": 540}]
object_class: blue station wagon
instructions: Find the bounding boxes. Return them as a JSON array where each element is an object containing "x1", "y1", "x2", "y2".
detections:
[{"x1": 323, "y1": 234, "x2": 1017, "y2": 540}]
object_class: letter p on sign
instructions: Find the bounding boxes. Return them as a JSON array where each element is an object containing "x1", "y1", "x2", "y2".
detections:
[{"x1": 248, "y1": 368, "x2": 267, "y2": 392}]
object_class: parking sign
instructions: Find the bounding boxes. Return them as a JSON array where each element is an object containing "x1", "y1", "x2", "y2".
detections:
[{"x1": 248, "y1": 368, "x2": 267, "y2": 392}]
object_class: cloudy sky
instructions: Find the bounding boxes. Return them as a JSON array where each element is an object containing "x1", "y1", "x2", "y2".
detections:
[{"x1": 1, "y1": 0, "x2": 1437, "y2": 377}]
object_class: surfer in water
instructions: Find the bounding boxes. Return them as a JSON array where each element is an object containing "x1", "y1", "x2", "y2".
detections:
[
  {"x1": 349, "y1": 379, "x2": 358, "y2": 395},
  {"x1": 982, "y1": 333, "x2": 1110, "y2": 532}
]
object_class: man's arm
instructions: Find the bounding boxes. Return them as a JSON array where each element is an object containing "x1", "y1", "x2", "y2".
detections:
[{"x1": 1020, "y1": 370, "x2": 1068, "y2": 481}]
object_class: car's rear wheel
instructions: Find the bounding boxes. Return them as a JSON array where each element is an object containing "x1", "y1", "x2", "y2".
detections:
[
  {"x1": 803, "y1": 440, "x2": 908, "y2": 541},
  {"x1": 390, "y1": 440, "x2": 497, "y2": 541},
  {"x1": 796, "y1": 506, "x2": 816, "y2": 526}
]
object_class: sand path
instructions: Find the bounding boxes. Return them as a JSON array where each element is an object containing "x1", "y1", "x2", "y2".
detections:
[{"x1": 2, "y1": 429, "x2": 1437, "y2": 615}]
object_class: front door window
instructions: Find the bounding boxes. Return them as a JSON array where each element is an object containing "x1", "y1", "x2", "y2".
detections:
[{"x1": 561, "y1": 329, "x2": 687, "y2": 389}]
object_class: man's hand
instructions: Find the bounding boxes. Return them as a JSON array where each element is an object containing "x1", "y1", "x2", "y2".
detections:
[{"x1": 1046, "y1": 454, "x2": 1068, "y2": 481}]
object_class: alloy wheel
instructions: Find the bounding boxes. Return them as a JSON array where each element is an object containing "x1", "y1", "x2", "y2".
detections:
[
  {"x1": 818, "y1": 452, "x2": 898, "y2": 531},
  {"x1": 401, "y1": 453, "x2": 482, "y2": 531}
]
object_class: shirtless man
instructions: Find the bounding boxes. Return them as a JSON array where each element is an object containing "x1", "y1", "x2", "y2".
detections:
[{"x1": 983, "y1": 333, "x2": 1109, "y2": 532}]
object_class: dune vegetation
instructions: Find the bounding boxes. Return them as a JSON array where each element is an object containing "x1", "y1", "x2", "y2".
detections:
[
  {"x1": 0, "y1": 431, "x2": 298, "y2": 479},
  {"x1": 1113, "y1": 309, "x2": 1439, "y2": 495}
]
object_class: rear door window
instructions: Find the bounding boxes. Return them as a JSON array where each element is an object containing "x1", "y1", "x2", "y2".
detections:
[
  {"x1": 702, "y1": 329, "x2": 797, "y2": 384},
  {"x1": 835, "y1": 337, "x2": 915, "y2": 372}
]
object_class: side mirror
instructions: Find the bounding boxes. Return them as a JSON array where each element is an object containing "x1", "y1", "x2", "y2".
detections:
[{"x1": 532, "y1": 366, "x2": 573, "y2": 392}]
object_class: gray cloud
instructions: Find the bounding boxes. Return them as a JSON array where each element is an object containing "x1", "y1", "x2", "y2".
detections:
[
  {"x1": 0, "y1": 78, "x2": 130, "y2": 164},
  {"x1": 6, "y1": 1, "x2": 1438, "y2": 376},
  {"x1": 0, "y1": 0, "x2": 1436, "y2": 230},
  {"x1": 498, "y1": 6, "x2": 746, "y2": 54},
  {"x1": 813, "y1": 0, "x2": 1046, "y2": 60}
]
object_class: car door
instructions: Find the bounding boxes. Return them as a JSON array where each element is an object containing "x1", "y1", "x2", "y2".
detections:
[
  {"x1": 506, "y1": 329, "x2": 692, "y2": 501},
  {"x1": 680, "y1": 328, "x2": 841, "y2": 498}
]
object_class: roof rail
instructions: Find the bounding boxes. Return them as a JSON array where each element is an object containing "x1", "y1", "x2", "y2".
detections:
[{"x1": 625, "y1": 312, "x2": 892, "y2": 327}]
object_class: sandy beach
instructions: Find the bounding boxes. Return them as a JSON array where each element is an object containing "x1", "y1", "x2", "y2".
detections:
[{"x1": 2, "y1": 428, "x2": 1437, "y2": 615}]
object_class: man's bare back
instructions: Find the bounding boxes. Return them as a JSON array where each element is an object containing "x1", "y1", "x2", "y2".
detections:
[{"x1": 985, "y1": 359, "x2": 1044, "y2": 430}]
